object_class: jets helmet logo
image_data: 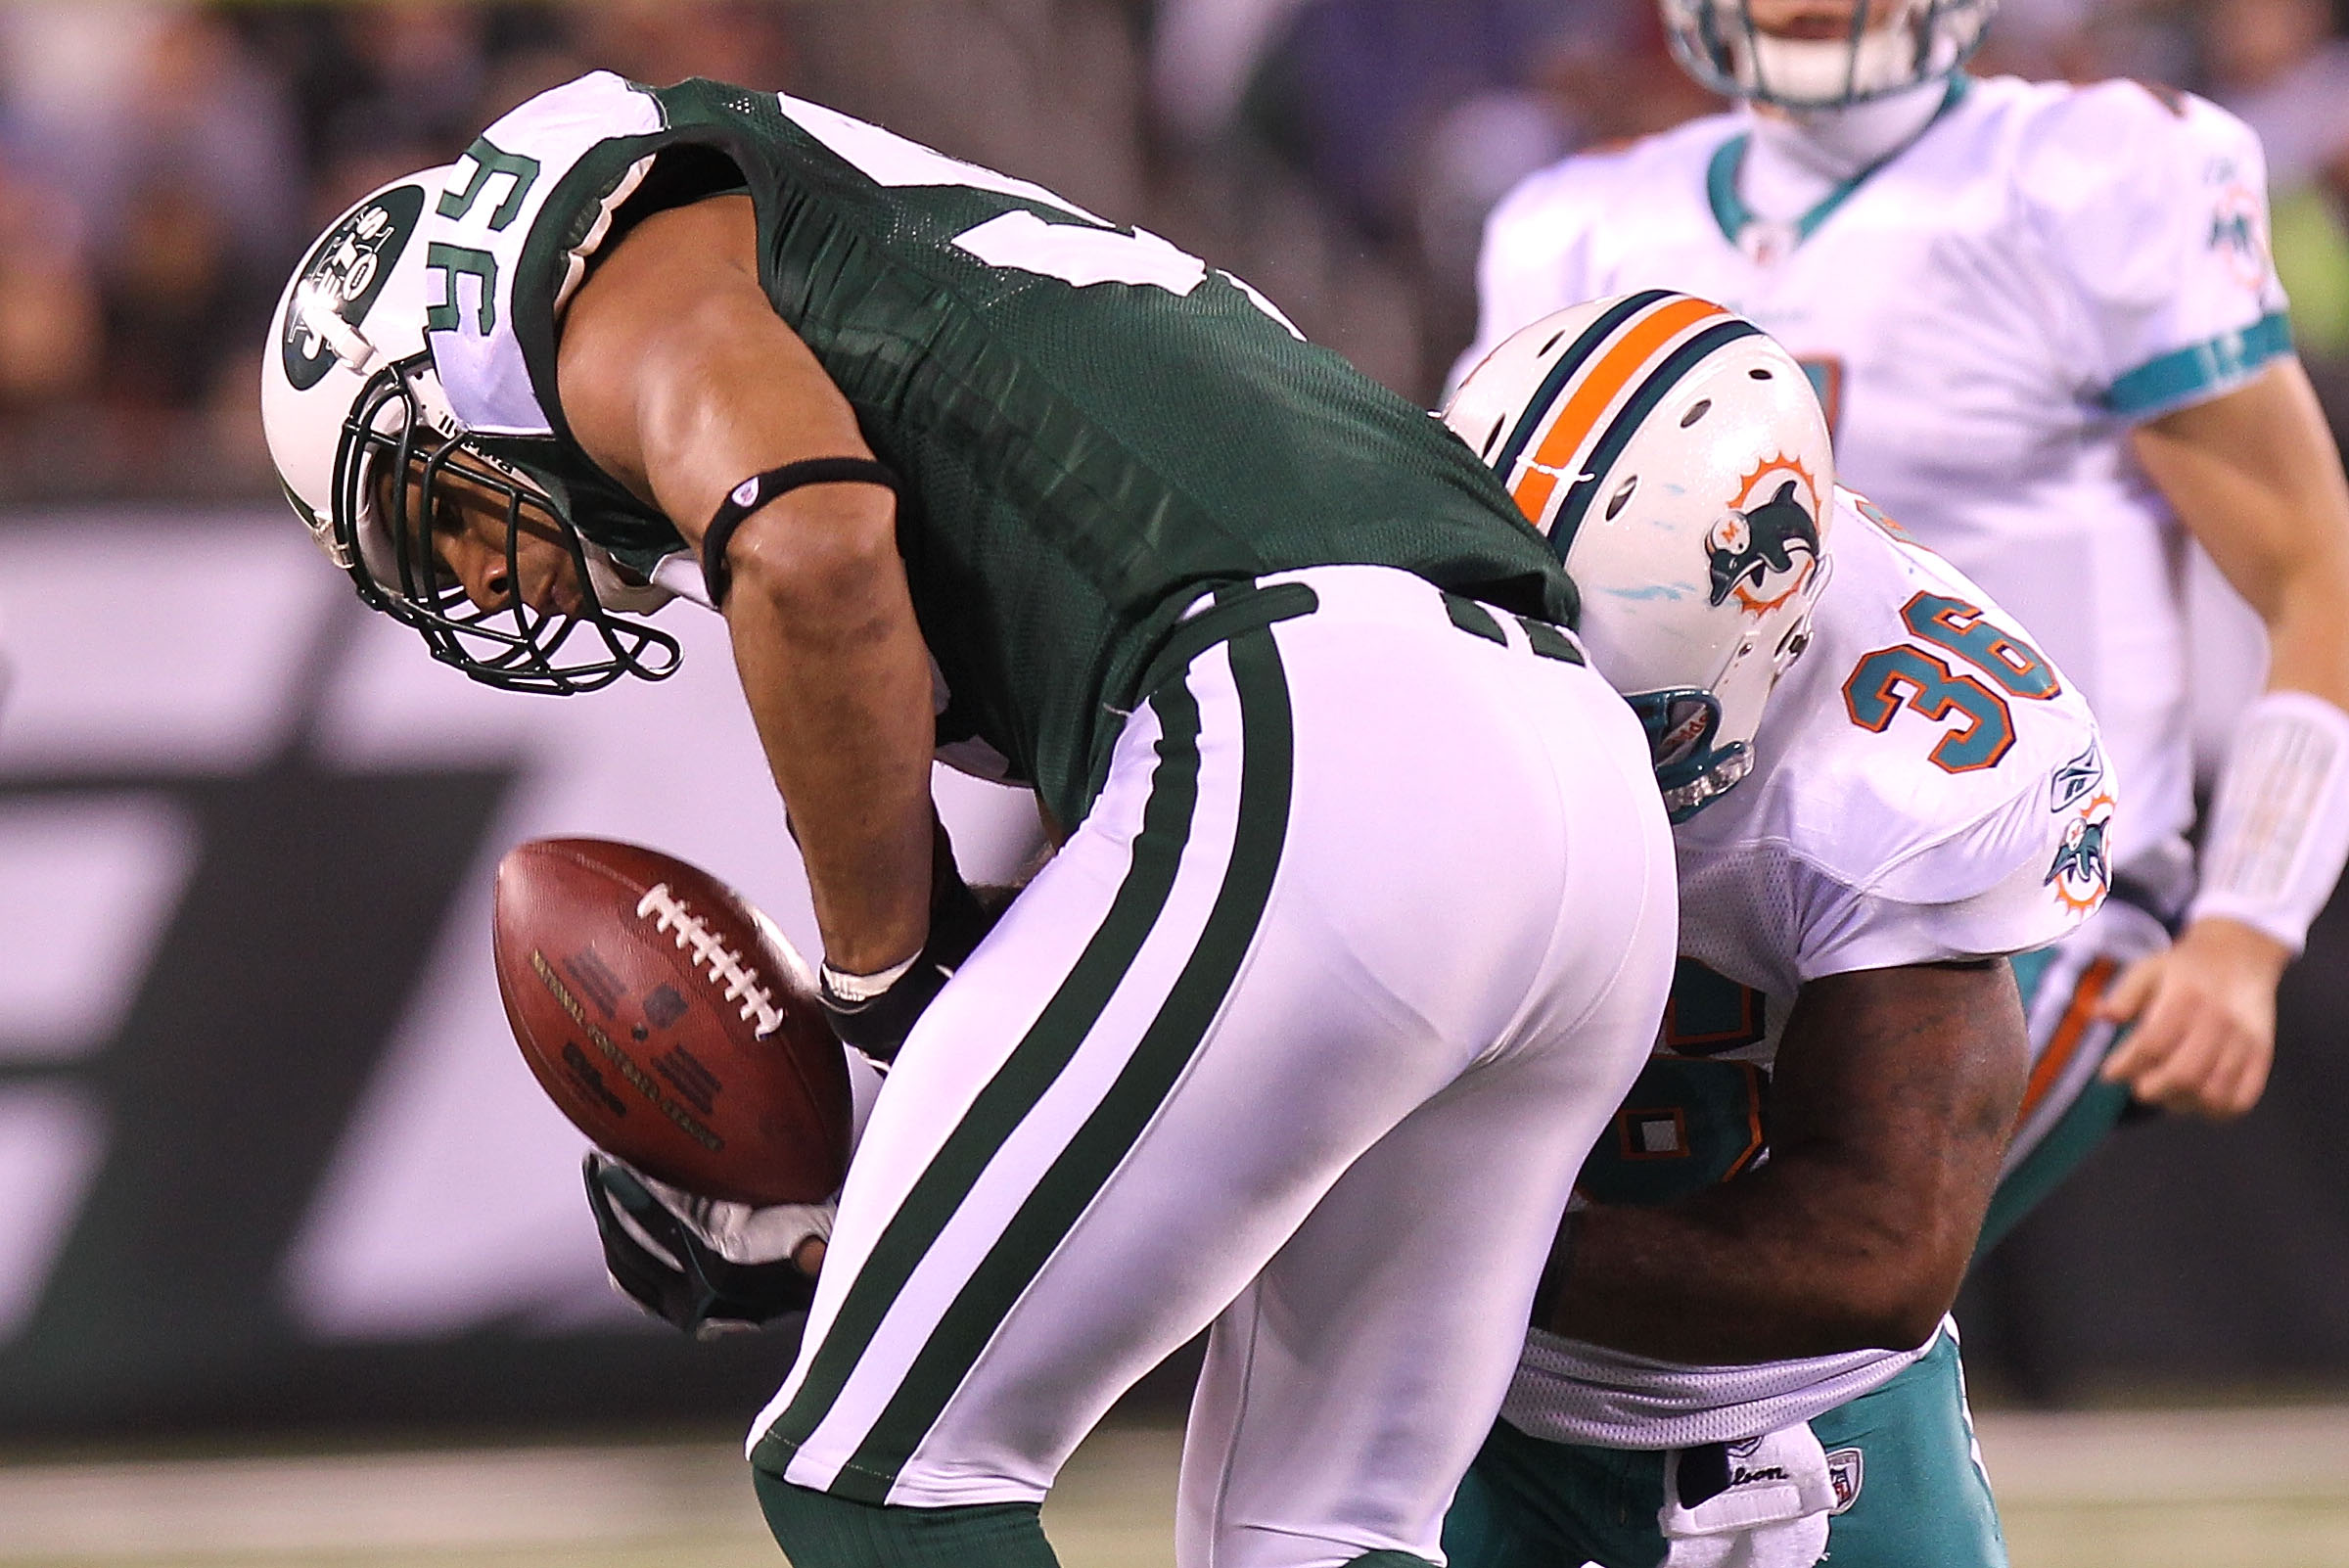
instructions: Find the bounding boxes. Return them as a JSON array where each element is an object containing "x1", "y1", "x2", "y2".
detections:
[
  {"x1": 2046, "y1": 793, "x2": 2116, "y2": 915},
  {"x1": 281, "y1": 183, "x2": 426, "y2": 392},
  {"x1": 1706, "y1": 455, "x2": 1821, "y2": 614}
]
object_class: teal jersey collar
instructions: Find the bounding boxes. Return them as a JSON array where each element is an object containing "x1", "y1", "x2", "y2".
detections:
[{"x1": 1706, "y1": 75, "x2": 1971, "y2": 253}]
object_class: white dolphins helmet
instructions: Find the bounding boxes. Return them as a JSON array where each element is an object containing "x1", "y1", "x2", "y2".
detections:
[
  {"x1": 1661, "y1": 0, "x2": 1995, "y2": 107},
  {"x1": 1446, "y1": 291, "x2": 1834, "y2": 820},
  {"x1": 260, "y1": 171, "x2": 680, "y2": 694}
]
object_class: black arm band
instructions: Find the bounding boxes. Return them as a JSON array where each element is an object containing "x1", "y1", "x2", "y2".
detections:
[{"x1": 700, "y1": 458, "x2": 902, "y2": 609}]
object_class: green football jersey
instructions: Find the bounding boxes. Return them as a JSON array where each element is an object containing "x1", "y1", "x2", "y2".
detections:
[{"x1": 422, "y1": 70, "x2": 1575, "y2": 824}]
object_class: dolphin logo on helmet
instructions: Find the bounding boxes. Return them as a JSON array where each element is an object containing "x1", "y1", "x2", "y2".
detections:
[
  {"x1": 1707, "y1": 462, "x2": 1822, "y2": 612},
  {"x1": 1445, "y1": 291, "x2": 1836, "y2": 821}
]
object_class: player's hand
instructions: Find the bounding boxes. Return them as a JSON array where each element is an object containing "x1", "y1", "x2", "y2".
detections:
[
  {"x1": 582, "y1": 1152, "x2": 830, "y2": 1339},
  {"x1": 818, "y1": 816, "x2": 999, "y2": 1062},
  {"x1": 2096, "y1": 916, "x2": 2287, "y2": 1118}
]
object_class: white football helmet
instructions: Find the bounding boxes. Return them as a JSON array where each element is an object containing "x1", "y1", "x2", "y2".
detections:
[
  {"x1": 1661, "y1": 0, "x2": 1995, "y2": 107},
  {"x1": 1446, "y1": 291, "x2": 1834, "y2": 820},
  {"x1": 260, "y1": 171, "x2": 681, "y2": 694}
]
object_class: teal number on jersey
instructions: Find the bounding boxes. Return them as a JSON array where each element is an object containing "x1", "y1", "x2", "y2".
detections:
[
  {"x1": 1661, "y1": 956, "x2": 1767, "y2": 1054},
  {"x1": 1842, "y1": 646, "x2": 2012, "y2": 771},
  {"x1": 1902, "y1": 592, "x2": 2060, "y2": 698},
  {"x1": 1841, "y1": 591, "x2": 2056, "y2": 773},
  {"x1": 1582, "y1": 959, "x2": 1769, "y2": 1207},
  {"x1": 1580, "y1": 1057, "x2": 1769, "y2": 1207}
]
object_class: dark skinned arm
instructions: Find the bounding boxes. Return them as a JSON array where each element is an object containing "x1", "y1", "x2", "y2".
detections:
[
  {"x1": 1542, "y1": 957, "x2": 2028, "y2": 1363},
  {"x1": 554, "y1": 194, "x2": 936, "y2": 977}
]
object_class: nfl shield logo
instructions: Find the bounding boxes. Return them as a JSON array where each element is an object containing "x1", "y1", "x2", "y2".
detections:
[{"x1": 1825, "y1": 1448, "x2": 1865, "y2": 1515}]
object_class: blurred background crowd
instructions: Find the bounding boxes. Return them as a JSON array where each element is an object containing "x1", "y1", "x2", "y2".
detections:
[{"x1": 0, "y1": 0, "x2": 2344, "y2": 509}]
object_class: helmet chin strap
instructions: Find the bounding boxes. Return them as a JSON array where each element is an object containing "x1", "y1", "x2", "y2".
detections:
[
  {"x1": 648, "y1": 550, "x2": 716, "y2": 611},
  {"x1": 581, "y1": 543, "x2": 682, "y2": 616}
]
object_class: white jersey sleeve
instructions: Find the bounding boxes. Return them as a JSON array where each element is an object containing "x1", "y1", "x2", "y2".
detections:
[
  {"x1": 2017, "y1": 80, "x2": 2290, "y2": 421},
  {"x1": 1461, "y1": 161, "x2": 1609, "y2": 385},
  {"x1": 1677, "y1": 489, "x2": 2114, "y2": 993},
  {"x1": 1452, "y1": 120, "x2": 1737, "y2": 390},
  {"x1": 1784, "y1": 743, "x2": 2103, "y2": 980}
]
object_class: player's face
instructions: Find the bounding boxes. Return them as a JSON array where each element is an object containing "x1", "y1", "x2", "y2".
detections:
[{"x1": 379, "y1": 455, "x2": 585, "y2": 618}]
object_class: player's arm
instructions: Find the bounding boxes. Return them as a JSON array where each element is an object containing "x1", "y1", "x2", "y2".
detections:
[
  {"x1": 2106, "y1": 356, "x2": 2349, "y2": 1116},
  {"x1": 554, "y1": 194, "x2": 937, "y2": 989},
  {"x1": 1540, "y1": 958, "x2": 2027, "y2": 1363}
]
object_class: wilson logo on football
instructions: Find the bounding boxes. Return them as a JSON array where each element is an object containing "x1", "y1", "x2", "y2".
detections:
[{"x1": 1706, "y1": 454, "x2": 1821, "y2": 615}]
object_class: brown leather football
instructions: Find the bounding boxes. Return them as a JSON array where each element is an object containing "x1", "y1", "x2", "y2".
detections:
[{"x1": 491, "y1": 837, "x2": 851, "y2": 1205}]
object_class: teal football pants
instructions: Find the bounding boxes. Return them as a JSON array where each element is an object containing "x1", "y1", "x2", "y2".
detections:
[
  {"x1": 1979, "y1": 897, "x2": 2170, "y2": 1252},
  {"x1": 1443, "y1": 1333, "x2": 2002, "y2": 1568}
]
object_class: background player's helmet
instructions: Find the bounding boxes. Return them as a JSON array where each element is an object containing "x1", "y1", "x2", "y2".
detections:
[
  {"x1": 260, "y1": 171, "x2": 681, "y2": 695},
  {"x1": 1446, "y1": 291, "x2": 1834, "y2": 821},
  {"x1": 1661, "y1": 0, "x2": 1995, "y2": 107}
]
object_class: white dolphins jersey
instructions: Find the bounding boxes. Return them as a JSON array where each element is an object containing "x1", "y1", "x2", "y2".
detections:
[
  {"x1": 1502, "y1": 488, "x2": 2111, "y2": 1449},
  {"x1": 1471, "y1": 73, "x2": 2288, "y2": 909}
]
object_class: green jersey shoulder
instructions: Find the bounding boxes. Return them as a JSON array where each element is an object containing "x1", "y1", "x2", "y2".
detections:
[{"x1": 419, "y1": 71, "x2": 1571, "y2": 821}]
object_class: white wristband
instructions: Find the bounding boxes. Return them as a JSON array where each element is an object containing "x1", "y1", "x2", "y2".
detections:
[
  {"x1": 821, "y1": 951, "x2": 919, "y2": 1002},
  {"x1": 2187, "y1": 689, "x2": 2349, "y2": 956}
]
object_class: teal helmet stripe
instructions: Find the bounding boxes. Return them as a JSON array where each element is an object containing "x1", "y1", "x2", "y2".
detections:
[
  {"x1": 1489, "y1": 289, "x2": 1675, "y2": 485},
  {"x1": 1549, "y1": 319, "x2": 1764, "y2": 560}
]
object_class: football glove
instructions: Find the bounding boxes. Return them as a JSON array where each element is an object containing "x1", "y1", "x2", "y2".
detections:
[
  {"x1": 817, "y1": 816, "x2": 1000, "y2": 1062},
  {"x1": 582, "y1": 1152, "x2": 830, "y2": 1339}
]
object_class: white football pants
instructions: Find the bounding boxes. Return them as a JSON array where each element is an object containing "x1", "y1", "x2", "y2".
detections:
[{"x1": 751, "y1": 565, "x2": 1678, "y2": 1568}]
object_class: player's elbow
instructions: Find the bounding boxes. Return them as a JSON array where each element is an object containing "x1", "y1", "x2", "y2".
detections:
[{"x1": 725, "y1": 487, "x2": 902, "y2": 609}]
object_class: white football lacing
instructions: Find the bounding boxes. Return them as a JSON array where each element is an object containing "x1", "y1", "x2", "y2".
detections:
[{"x1": 636, "y1": 882, "x2": 784, "y2": 1037}]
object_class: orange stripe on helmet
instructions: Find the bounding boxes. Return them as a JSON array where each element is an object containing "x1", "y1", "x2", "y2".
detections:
[{"x1": 1511, "y1": 296, "x2": 1726, "y2": 523}]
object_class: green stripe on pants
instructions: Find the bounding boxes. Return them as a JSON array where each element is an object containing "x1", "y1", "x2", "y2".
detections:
[
  {"x1": 758, "y1": 676, "x2": 1209, "y2": 1477},
  {"x1": 833, "y1": 626, "x2": 1297, "y2": 1498}
]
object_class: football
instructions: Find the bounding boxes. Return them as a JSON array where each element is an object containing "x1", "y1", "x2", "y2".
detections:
[{"x1": 491, "y1": 837, "x2": 852, "y2": 1206}]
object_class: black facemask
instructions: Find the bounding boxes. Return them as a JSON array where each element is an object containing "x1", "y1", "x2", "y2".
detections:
[{"x1": 332, "y1": 354, "x2": 682, "y2": 695}]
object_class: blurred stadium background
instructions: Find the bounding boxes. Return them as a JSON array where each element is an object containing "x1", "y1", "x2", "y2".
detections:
[{"x1": 0, "y1": 1, "x2": 2345, "y2": 1564}]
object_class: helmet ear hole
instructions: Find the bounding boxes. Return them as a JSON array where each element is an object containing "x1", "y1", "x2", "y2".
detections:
[
  {"x1": 1605, "y1": 475, "x2": 1640, "y2": 520},
  {"x1": 1480, "y1": 414, "x2": 1507, "y2": 459},
  {"x1": 1441, "y1": 290, "x2": 1836, "y2": 821}
]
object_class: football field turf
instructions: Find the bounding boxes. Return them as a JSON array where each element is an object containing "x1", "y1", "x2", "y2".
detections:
[{"x1": 0, "y1": 1407, "x2": 2344, "y2": 1568}]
